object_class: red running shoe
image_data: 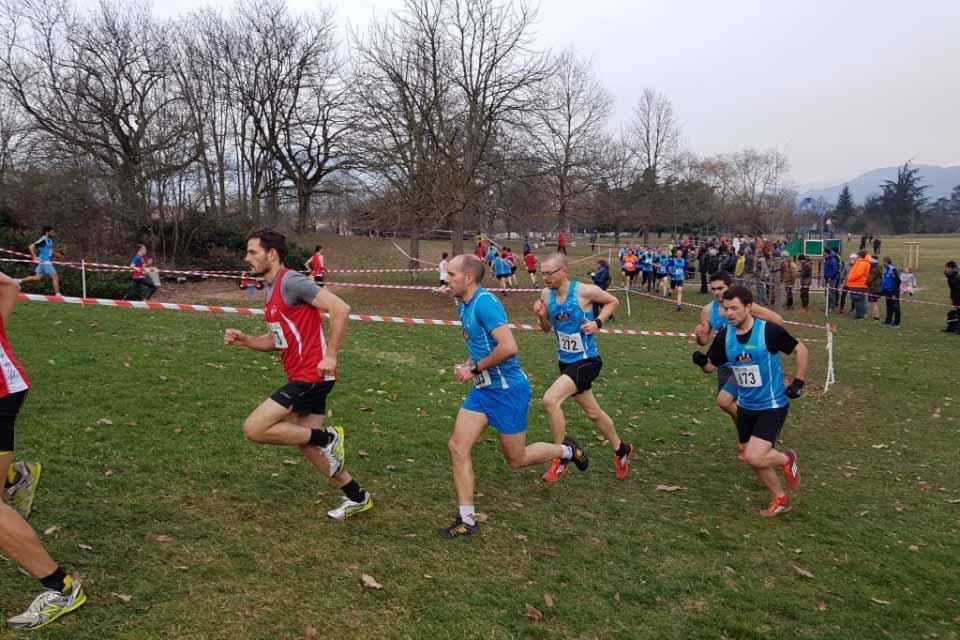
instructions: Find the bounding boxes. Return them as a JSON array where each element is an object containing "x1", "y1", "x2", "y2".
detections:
[
  {"x1": 759, "y1": 495, "x2": 791, "y2": 518},
  {"x1": 541, "y1": 458, "x2": 568, "y2": 483},
  {"x1": 782, "y1": 449, "x2": 800, "y2": 492},
  {"x1": 613, "y1": 443, "x2": 634, "y2": 480}
]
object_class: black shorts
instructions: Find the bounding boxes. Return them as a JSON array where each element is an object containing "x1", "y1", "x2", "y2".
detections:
[
  {"x1": 270, "y1": 380, "x2": 335, "y2": 416},
  {"x1": 736, "y1": 405, "x2": 789, "y2": 445},
  {"x1": 510, "y1": 267, "x2": 517, "y2": 274},
  {"x1": 0, "y1": 390, "x2": 28, "y2": 452},
  {"x1": 527, "y1": 269, "x2": 536, "y2": 275},
  {"x1": 670, "y1": 279, "x2": 684, "y2": 289},
  {"x1": 559, "y1": 358, "x2": 602, "y2": 394}
]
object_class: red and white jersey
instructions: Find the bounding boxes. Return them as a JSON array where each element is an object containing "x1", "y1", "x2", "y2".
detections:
[
  {"x1": 310, "y1": 254, "x2": 324, "y2": 277},
  {"x1": 0, "y1": 315, "x2": 30, "y2": 397},
  {"x1": 264, "y1": 268, "x2": 334, "y2": 383}
]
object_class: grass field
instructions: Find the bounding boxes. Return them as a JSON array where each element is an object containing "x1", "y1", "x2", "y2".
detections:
[{"x1": 1, "y1": 234, "x2": 959, "y2": 639}]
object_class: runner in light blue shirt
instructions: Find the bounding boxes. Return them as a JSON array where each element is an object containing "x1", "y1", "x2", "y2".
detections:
[{"x1": 439, "y1": 254, "x2": 589, "y2": 539}]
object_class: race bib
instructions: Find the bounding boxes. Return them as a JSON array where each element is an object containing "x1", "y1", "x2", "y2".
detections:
[
  {"x1": 557, "y1": 331, "x2": 585, "y2": 354},
  {"x1": 268, "y1": 321, "x2": 288, "y2": 349},
  {"x1": 733, "y1": 365, "x2": 762, "y2": 388},
  {"x1": 473, "y1": 369, "x2": 492, "y2": 388}
]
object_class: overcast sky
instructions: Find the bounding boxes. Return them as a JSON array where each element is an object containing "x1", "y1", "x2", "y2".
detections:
[{"x1": 143, "y1": 0, "x2": 960, "y2": 187}]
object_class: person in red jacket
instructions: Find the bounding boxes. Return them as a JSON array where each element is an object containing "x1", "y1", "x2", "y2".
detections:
[
  {"x1": 304, "y1": 246, "x2": 325, "y2": 287},
  {"x1": 557, "y1": 231, "x2": 567, "y2": 255},
  {"x1": 225, "y1": 229, "x2": 373, "y2": 521},
  {"x1": 524, "y1": 252, "x2": 538, "y2": 286}
]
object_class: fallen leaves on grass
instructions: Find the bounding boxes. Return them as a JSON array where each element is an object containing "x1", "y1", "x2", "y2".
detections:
[
  {"x1": 871, "y1": 597, "x2": 892, "y2": 606},
  {"x1": 78, "y1": 544, "x2": 94, "y2": 551},
  {"x1": 361, "y1": 574, "x2": 383, "y2": 590},
  {"x1": 474, "y1": 513, "x2": 489, "y2": 523},
  {"x1": 112, "y1": 593, "x2": 133, "y2": 603},
  {"x1": 96, "y1": 418, "x2": 113, "y2": 426},
  {"x1": 525, "y1": 604, "x2": 543, "y2": 622},
  {"x1": 792, "y1": 564, "x2": 815, "y2": 579},
  {"x1": 282, "y1": 459, "x2": 299, "y2": 465},
  {"x1": 43, "y1": 525, "x2": 61, "y2": 536},
  {"x1": 543, "y1": 593, "x2": 554, "y2": 608},
  {"x1": 655, "y1": 485, "x2": 685, "y2": 492},
  {"x1": 816, "y1": 601, "x2": 828, "y2": 611},
  {"x1": 145, "y1": 533, "x2": 176, "y2": 544}
]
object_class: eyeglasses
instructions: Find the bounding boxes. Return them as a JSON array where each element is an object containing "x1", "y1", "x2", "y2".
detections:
[{"x1": 540, "y1": 267, "x2": 565, "y2": 277}]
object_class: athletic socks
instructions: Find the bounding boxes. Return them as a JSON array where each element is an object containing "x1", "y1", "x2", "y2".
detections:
[
  {"x1": 615, "y1": 442, "x2": 630, "y2": 458},
  {"x1": 307, "y1": 428, "x2": 334, "y2": 447},
  {"x1": 458, "y1": 505, "x2": 476, "y2": 526},
  {"x1": 560, "y1": 444, "x2": 574, "y2": 461},
  {"x1": 341, "y1": 479, "x2": 366, "y2": 504},
  {"x1": 40, "y1": 567, "x2": 68, "y2": 593}
]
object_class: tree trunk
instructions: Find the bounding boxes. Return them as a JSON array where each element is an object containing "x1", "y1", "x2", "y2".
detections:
[
  {"x1": 296, "y1": 182, "x2": 313, "y2": 233},
  {"x1": 408, "y1": 216, "x2": 422, "y2": 281}
]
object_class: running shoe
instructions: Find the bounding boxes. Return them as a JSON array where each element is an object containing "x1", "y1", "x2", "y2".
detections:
[
  {"x1": 437, "y1": 516, "x2": 479, "y2": 539},
  {"x1": 5, "y1": 461, "x2": 42, "y2": 519},
  {"x1": 7, "y1": 577, "x2": 86, "y2": 630},
  {"x1": 782, "y1": 449, "x2": 800, "y2": 492},
  {"x1": 541, "y1": 458, "x2": 568, "y2": 483},
  {"x1": 321, "y1": 427, "x2": 345, "y2": 477},
  {"x1": 759, "y1": 495, "x2": 791, "y2": 518},
  {"x1": 563, "y1": 437, "x2": 589, "y2": 472},
  {"x1": 613, "y1": 443, "x2": 633, "y2": 480},
  {"x1": 326, "y1": 492, "x2": 373, "y2": 521}
]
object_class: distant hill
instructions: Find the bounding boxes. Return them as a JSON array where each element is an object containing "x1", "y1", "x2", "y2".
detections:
[{"x1": 799, "y1": 164, "x2": 960, "y2": 205}]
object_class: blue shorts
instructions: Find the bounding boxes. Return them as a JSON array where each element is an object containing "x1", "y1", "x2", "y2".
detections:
[
  {"x1": 34, "y1": 263, "x2": 56, "y2": 276},
  {"x1": 461, "y1": 382, "x2": 531, "y2": 435},
  {"x1": 717, "y1": 366, "x2": 738, "y2": 398}
]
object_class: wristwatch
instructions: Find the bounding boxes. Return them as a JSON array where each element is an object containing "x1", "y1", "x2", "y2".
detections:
[
  {"x1": 595, "y1": 318, "x2": 603, "y2": 329},
  {"x1": 470, "y1": 364, "x2": 480, "y2": 375}
]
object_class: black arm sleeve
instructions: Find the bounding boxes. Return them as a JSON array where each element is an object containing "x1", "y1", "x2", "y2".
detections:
[
  {"x1": 706, "y1": 327, "x2": 728, "y2": 367},
  {"x1": 765, "y1": 322, "x2": 799, "y2": 355}
]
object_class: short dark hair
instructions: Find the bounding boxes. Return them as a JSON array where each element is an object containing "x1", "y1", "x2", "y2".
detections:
[
  {"x1": 858, "y1": 250, "x2": 868, "y2": 258},
  {"x1": 42, "y1": 225, "x2": 53, "y2": 234},
  {"x1": 947, "y1": 261, "x2": 958, "y2": 270},
  {"x1": 442, "y1": 252, "x2": 448, "y2": 259},
  {"x1": 722, "y1": 285, "x2": 753, "y2": 306},
  {"x1": 710, "y1": 270, "x2": 732, "y2": 286},
  {"x1": 460, "y1": 253, "x2": 485, "y2": 282},
  {"x1": 247, "y1": 228, "x2": 288, "y2": 262},
  {"x1": 314, "y1": 245, "x2": 322, "y2": 252}
]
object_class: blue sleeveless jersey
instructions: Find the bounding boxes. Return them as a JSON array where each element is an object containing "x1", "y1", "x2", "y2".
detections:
[
  {"x1": 34, "y1": 236, "x2": 54, "y2": 262},
  {"x1": 459, "y1": 288, "x2": 528, "y2": 389},
  {"x1": 493, "y1": 256, "x2": 511, "y2": 277},
  {"x1": 724, "y1": 319, "x2": 788, "y2": 411},
  {"x1": 640, "y1": 253, "x2": 654, "y2": 271},
  {"x1": 546, "y1": 280, "x2": 600, "y2": 364},
  {"x1": 708, "y1": 300, "x2": 728, "y2": 332},
  {"x1": 655, "y1": 256, "x2": 670, "y2": 275},
  {"x1": 671, "y1": 257, "x2": 686, "y2": 280}
]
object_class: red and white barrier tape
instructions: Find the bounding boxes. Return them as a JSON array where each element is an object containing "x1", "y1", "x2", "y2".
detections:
[{"x1": 15, "y1": 293, "x2": 695, "y2": 338}]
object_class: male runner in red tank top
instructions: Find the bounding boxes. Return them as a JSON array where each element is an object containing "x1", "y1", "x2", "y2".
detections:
[{"x1": 224, "y1": 230, "x2": 372, "y2": 521}]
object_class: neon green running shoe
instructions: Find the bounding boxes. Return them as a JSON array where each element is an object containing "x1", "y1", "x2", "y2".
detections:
[
  {"x1": 5, "y1": 461, "x2": 42, "y2": 519},
  {"x1": 326, "y1": 492, "x2": 373, "y2": 521},
  {"x1": 7, "y1": 577, "x2": 86, "y2": 630}
]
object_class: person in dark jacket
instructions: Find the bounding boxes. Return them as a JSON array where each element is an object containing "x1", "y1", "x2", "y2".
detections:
[
  {"x1": 946, "y1": 261, "x2": 960, "y2": 308},
  {"x1": 798, "y1": 254, "x2": 813, "y2": 312},
  {"x1": 880, "y1": 257, "x2": 901, "y2": 327},
  {"x1": 872, "y1": 236, "x2": 882, "y2": 256},
  {"x1": 823, "y1": 248, "x2": 842, "y2": 310},
  {"x1": 591, "y1": 260, "x2": 613, "y2": 321},
  {"x1": 867, "y1": 257, "x2": 883, "y2": 321}
]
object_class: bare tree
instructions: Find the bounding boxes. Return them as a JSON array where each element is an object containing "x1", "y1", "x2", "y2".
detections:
[
  {"x1": 0, "y1": 0, "x2": 196, "y2": 230},
  {"x1": 729, "y1": 147, "x2": 791, "y2": 232},
  {"x1": 221, "y1": 0, "x2": 355, "y2": 232},
  {"x1": 630, "y1": 88, "x2": 680, "y2": 185},
  {"x1": 353, "y1": 1, "x2": 452, "y2": 266},
  {"x1": 524, "y1": 47, "x2": 611, "y2": 232}
]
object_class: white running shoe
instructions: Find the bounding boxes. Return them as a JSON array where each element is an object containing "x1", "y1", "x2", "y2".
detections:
[
  {"x1": 319, "y1": 426, "x2": 345, "y2": 477},
  {"x1": 326, "y1": 492, "x2": 373, "y2": 521}
]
